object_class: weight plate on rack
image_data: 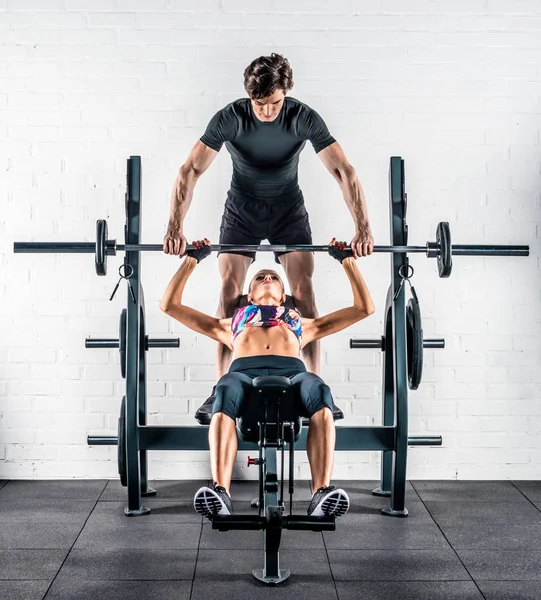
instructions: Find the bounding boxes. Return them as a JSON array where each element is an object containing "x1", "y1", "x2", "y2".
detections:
[
  {"x1": 406, "y1": 297, "x2": 423, "y2": 390},
  {"x1": 95, "y1": 219, "x2": 108, "y2": 276},
  {"x1": 436, "y1": 221, "x2": 452, "y2": 278},
  {"x1": 118, "y1": 395, "x2": 127, "y2": 487},
  {"x1": 119, "y1": 309, "x2": 127, "y2": 379}
]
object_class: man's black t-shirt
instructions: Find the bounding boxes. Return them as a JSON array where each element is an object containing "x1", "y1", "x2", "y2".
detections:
[{"x1": 200, "y1": 97, "x2": 335, "y2": 203}]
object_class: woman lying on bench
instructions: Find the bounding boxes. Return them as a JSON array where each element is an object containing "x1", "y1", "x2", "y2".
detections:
[{"x1": 160, "y1": 239, "x2": 375, "y2": 519}]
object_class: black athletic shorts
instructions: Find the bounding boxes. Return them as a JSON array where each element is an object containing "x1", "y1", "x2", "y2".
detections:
[
  {"x1": 212, "y1": 356, "x2": 335, "y2": 421},
  {"x1": 218, "y1": 192, "x2": 313, "y2": 263}
]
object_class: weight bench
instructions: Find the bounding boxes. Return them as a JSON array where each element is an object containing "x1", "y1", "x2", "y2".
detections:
[{"x1": 209, "y1": 375, "x2": 335, "y2": 585}]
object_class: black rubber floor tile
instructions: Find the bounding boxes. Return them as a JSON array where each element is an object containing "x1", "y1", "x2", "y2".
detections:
[
  {"x1": 0, "y1": 522, "x2": 83, "y2": 549},
  {"x1": 0, "y1": 480, "x2": 7, "y2": 491},
  {"x1": 199, "y1": 523, "x2": 261, "y2": 550},
  {"x1": 0, "y1": 549, "x2": 68, "y2": 579},
  {"x1": 333, "y1": 479, "x2": 417, "y2": 494},
  {"x1": 0, "y1": 580, "x2": 51, "y2": 600},
  {"x1": 513, "y1": 481, "x2": 541, "y2": 502},
  {"x1": 100, "y1": 479, "x2": 210, "y2": 502},
  {"x1": 336, "y1": 581, "x2": 484, "y2": 600},
  {"x1": 90, "y1": 500, "x2": 202, "y2": 523},
  {"x1": 412, "y1": 481, "x2": 527, "y2": 502},
  {"x1": 324, "y1": 520, "x2": 449, "y2": 550},
  {"x1": 74, "y1": 520, "x2": 201, "y2": 550},
  {"x1": 59, "y1": 548, "x2": 196, "y2": 580},
  {"x1": 45, "y1": 578, "x2": 192, "y2": 600},
  {"x1": 228, "y1": 479, "x2": 313, "y2": 501},
  {"x1": 192, "y1": 577, "x2": 336, "y2": 598},
  {"x1": 425, "y1": 501, "x2": 541, "y2": 525},
  {"x1": 200, "y1": 521, "x2": 325, "y2": 550},
  {"x1": 0, "y1": 481, "x2": 106, "y2": 501},
  {"x1": 195, "y1": 548, "x2": 332, "y2": 579},
  {"x1": 331, "y1": 483, "x2": 421, "y2": 515},
  {"x1": 440, "y1": 522, "x2": 541, "y2": 550},
  {"x1": 0, "y1": 499, "x2": 95, "y2": 524},
  {"x1": 478, "y1": 580, "x2": 541, "y2": 599},
  {"x1": 344, "y1": 499, "x2": 434, "y2": 522},
  {"x1": 327, "y1": 549, "x2": 471, "y2": 581},
  {"x1": 456, "y1": 550, "x2": 541, "y2": 580}
]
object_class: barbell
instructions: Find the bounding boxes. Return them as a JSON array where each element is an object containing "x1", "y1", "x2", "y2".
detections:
[{"x1": 13, "y1": 219, "x2": 529, "y2": 279}]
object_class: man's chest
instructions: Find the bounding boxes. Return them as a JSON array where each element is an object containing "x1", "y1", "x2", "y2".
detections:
[{"x1": 228, "y1": 127, "x2": 306, "y2": 167}]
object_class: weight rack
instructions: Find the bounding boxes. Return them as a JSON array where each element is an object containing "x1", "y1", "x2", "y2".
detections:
[{"x1": 84, "y1": 156, "x2": 452, "y2": 517}]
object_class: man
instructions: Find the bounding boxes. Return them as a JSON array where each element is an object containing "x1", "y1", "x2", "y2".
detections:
[{"x1": 163, "y1": 53, "x2": 374, "y2": 420}]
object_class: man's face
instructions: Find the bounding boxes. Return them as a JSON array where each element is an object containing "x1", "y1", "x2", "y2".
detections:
[{"x1": 250, "y1": 89, "x2": 286, "y2": 122}]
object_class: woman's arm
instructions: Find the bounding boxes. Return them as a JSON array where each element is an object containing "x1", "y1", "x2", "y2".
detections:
[
  {"x1": 160, "y1": 256, "x2": 232, "y2": 348},
  {"x1": 301, "y1": 256, "x2": 375, "y2": 346}
]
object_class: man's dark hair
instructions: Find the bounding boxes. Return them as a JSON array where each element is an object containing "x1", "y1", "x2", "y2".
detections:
[{"x1": 243, "y1": 53, "x2": 294, "y2": 100}]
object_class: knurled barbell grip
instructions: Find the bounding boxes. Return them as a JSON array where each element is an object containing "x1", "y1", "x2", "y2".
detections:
[{"x1": 120, "y1": 243, "x2": 426, "y2": 253}]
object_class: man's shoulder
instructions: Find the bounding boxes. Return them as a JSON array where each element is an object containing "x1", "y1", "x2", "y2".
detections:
[
  {"x1": 284, "y1": 97, "x2": 318, "y2": 121},
  {"x1": 220, "y1": 98, "x2": 250, "y2": 117},
  {"x1": 285, "y1": 96, "x2": 313, "y2": 110}
]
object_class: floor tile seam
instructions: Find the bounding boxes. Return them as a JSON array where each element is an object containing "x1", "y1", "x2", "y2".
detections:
[
  {"x1": 41, "y1": 576, "x2": 196, "y2": 582},
  {"x1": 40, "y1": 494, "x2": 103, "y2": 600},
  {"x1": 189, "y1": 519, "x2": 205, "y2": 599},
  {"x1": 510, "y1": 481, "x2": 541, "y2": 510},
  {"x1": 0, "y1": 578, "x2": 52, "y2": 582},
  {"x1": 407, "y1": 480, "x2": 423, "y2": 502},
  {"x1": 95, "y1": 481, "x2": 113, "y2": 502},
  {"x1": 321, "y1": 527, "x2": 344, "y2": 598},
  {"x1": 336, "y1": 578, "x2": 487, "y2": 582},
  {"x1": 332, "y1": 577, "x2": 479, "y2": 581},
  {"x1": 7, "y1": 545, "x2": 204, "y2": 551},
  {"x1": 456, "y1": 549, "x2": 541, "y2": 554},
  {"x1": 405, "y1": 488, "x2": 488, "y2": 600},
  {"x1": 408, "y1": 481, "x2": 533, "y2": 504}
]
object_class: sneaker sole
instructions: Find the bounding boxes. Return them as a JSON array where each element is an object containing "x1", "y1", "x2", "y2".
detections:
[
  {"x1": 193, "y1": 487, "x2": 230, "y2": 519},
  {"x1": 310, "y1": 490, "x2": 350, "y2": 518}
]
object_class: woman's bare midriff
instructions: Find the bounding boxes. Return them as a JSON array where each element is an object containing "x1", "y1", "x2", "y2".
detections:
[{"x1": 231, "y1": 325, "x2": 301, "y2": 359}]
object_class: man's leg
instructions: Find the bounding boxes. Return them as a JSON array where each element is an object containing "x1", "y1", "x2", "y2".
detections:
[
  {"x1": 215, "y1": 253, "x2": 253, "y2": 379},
  {"x1": 279, "y1": 251, "x2": 320, "y2": 375}
]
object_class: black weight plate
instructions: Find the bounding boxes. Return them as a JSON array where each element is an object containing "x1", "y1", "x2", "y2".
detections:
[
  {"x1": 118, "y1": 395, "x2": 127, "y2": 487},
  {"x1": 119, "y1": 309, "x2": 126, "y2": 379},
  {"x1": 436, "y1": 221, "x2": 452, "y2": 278},
  {"x1": 406, "y1": 298, "x2": 423, "y2": 391},
  {"x1": 95, "y1": 219, "x2": 108, "y2": 276}
]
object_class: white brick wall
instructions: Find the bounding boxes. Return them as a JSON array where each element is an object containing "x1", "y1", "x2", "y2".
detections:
[{"x1": 1, "y1": 0, "x2": 540, "y2": 480}]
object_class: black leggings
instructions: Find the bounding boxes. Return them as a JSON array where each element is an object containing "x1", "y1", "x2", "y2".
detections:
[{"x1": 212, "y1": 355, "x2": 334, "y2": 422}]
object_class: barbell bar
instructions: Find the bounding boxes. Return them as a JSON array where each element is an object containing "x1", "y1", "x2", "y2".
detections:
[
  {"x1": 13, "y1": 219, "x2": 529, "y2": 279},
  {"x1": 13, "y1": 241, "x2": 530, "y2": 256}
]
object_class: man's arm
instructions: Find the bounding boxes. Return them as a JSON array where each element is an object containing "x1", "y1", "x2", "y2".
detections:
[
  {"x1": 317, "y1": 141, "x2": 374, "y2": 257},
  {"x1": 163, "y1": 141, "x2": 218, "y2": 255}
]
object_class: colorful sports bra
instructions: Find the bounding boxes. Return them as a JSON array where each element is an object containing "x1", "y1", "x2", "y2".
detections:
[{"x1": 231, "y1": 304, "x2": 302, "y2": 345}]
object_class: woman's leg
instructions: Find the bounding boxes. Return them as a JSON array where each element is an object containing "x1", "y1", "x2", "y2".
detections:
[
  {"x1": 209, "y1": 371, "x2": 253, "y2": 494},
  {"x1": 291, "y1": 372, "x2": 335, "y2": 490}
]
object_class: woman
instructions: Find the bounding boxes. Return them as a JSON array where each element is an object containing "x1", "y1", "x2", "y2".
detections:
[{"x1": 160, "y1": 239, "x2": 375, "y2": 519}]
